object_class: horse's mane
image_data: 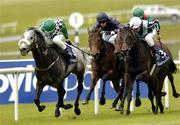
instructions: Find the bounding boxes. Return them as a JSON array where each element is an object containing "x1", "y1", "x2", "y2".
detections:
[{"x1": 28, "y1": 27, "x2": 45, "y2": 42}]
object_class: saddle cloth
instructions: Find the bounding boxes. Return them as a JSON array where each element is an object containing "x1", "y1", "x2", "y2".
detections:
[
  {"x1": 66, "y1": 44, "x2": 77, "y2": 64},
  {"x1": 154, "y1": 45, "x2": 170, "y2": 66}
]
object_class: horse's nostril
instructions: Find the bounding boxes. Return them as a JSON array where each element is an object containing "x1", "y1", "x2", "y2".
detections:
[{"x1": 22, "y1": 48, "x2": 27, "y2": 51}]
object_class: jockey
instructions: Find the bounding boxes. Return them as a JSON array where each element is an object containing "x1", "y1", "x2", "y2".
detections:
[
  {"x1": 132, "y1": 7, "x2": 155, "y2": 22},
  {"x1": 92, "y1": 12, "x2": 122, "y2": 46},
  {"x1": 39, "y1": 19, "x2": 76, "y2": 63},
  {"x1": 129, "y1": 17, "x2": 167, "y2": 64}
]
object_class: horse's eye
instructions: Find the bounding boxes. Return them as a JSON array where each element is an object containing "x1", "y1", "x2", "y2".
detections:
[{"x1": 30, "y1": 37, "x2": 33, "y2": 40}]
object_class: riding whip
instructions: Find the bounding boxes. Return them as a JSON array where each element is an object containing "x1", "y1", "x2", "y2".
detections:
[{"x1": 70, "y1": 44, "x2": 91, "y2": 56}]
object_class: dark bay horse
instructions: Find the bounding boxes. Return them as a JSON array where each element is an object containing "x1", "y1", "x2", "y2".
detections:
[
  {"x1": 82, "y1": 28, "x2": 124, "y2": 107},
  {"x1": 114, "y1": 27, "x2": 179, "y2": 115},
  {"x1": 18, "y1": 27, "x2": 88, "y2": 117}
]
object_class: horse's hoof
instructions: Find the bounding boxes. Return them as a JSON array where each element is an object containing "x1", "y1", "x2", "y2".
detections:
[
  {"x1": 125, "y1": 110, "x2": 130, "y2": 115},
  {"x1": 115, "y1": 105, "x2": 123, "y2": 111},
  {"x1": 152, "y1": 107, "x2": 156, "y2": 113},
  {"x1": 63, "y1": 104, "x2": 73, "y2": 110},
  {"x1": 153, "y1": 110, "x2": 158, "y2": 115},
  {"x1": 99, "y1": 98, "x2": 106, "y2": 105},
  {"x1": 135, "y1": 99, "x2": 141, "y2": 107},
  {"x1": 82, "y1": 100, "x2": 88, "y2": 105},
  {"x1": 120, "y1": 110, "x2": 124, "y2": 114},
  {"x1": 74, "y1": 108, "x2": 81, "y2": 116},
  {"x1": 38, "y1": 105, "x2": 46, "y2": 112},
  {"x1": 161, "y1": 92, "x2": 167, "y2": 96},
  {"x1": 173, "y1": 93, "x2": 180, "y2": 98},
  {"x1": 55, "y1": 110, "x2": 61, "y2": 117},
  {"x1": 110, "y1": 104, "x2": 116, "y2": 109},
  {"x1": 160, "y1": 111, "x2": 164, "y2": 114}
]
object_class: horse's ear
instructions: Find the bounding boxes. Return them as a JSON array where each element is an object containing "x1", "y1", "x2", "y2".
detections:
[{"x1": 97, "y1": 27, "x2": 101, "y2": 34}]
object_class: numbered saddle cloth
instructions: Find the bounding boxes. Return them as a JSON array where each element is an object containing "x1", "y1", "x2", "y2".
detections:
[
  {"x1": 154, "y1": 45, "x2": 170, "y2": 66},
  {"x1": 66, "y1": 45, "x2": 77, "y2": 64}
]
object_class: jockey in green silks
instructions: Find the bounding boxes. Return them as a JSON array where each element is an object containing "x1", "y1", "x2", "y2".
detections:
[{"x1": 39, "y1": 19, "x2": 76, "y2": 63}]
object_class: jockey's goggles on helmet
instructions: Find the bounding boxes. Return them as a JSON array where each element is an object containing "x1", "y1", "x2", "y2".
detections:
[{"x1": 99, "y1": 20, "x2": 106, "y2": 24}]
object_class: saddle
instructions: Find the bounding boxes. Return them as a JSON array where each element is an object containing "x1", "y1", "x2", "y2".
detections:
[
  {"x1": 65, "y1": 45, "x2": 77, "y2": 64},
  {"x1": 51, "y1": 44, "x2": 77, "y2": 64}
]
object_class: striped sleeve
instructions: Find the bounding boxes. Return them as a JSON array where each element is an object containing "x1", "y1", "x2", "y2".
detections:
[{"x1": 148, "y1": 20, "x2": 160, "y2": 32}]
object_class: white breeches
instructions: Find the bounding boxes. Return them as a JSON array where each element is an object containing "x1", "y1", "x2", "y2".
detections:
[
  {"x1": 52, "y1": 34, "x2": 66, "y2": 50},
  {"x1": 145, "y1": 29, "x2": 157, "y2": 47},
  {"x1": 102, "y1": 33, "x2": 117, "y2": 46}
]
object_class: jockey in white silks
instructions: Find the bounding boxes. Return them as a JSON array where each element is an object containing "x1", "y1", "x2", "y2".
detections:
[
  {"x1": 129, "y1": 17, "x2": 169, "y2": 66},
  {"x1": 39, "y1": 19, "x2": 76, "y2": 64},
  {"x1": 92, "y1": 12, "x2": 123, "y2": 46}
]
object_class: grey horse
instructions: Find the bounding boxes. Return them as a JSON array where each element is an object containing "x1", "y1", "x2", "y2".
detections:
[{"x1": 18, "y1": 27, "x2": 88, "y2": 117}]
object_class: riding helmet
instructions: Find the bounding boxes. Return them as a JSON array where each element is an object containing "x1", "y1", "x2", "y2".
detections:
[
  {"x1": 132, "y1": 7, "x2": 144, "y2": 19},
  {"x1": 96, "y1": 12, "x2": 109, "y2": 22},
  {"x1": 42, "y1": 19, "x2": 56, "y2": 33},
  {"x1": 129, "y1": 17, "x2": 142, "y2": 29}
]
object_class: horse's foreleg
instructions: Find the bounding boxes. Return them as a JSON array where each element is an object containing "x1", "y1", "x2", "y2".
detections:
[
  {"x1": 34, "y1": 81, "x2": 45, "y2": 112},
  {"x1": 74, "y1": 74, "x2": 83, "y2": 115},
  {"x1": 55, "y1": 86, "x2": 73, "y2": 117},
  {"x1": 135, "y1": 71, "x2": 148, "y2": 107},
  {"x1": 116, "y1": 74, "x2": 128, "y2": 114},
  {"x1": 168, "y1": 74, "x2": 180, "y2": 98},
  {"x1": 82, "y1": 76, "x2": 99, "y2": 105},
  {"x1": 111, "y1": 79, "x2": 124, "y2": 108},
  {"x1": 126, "y1": 79, "x2": 134, "y2": 115},
  {"x1": 135, "y1": 81, "x2": 141, "y2": 107},
  {"x1": 147, "y1": 84, "x2": 155, "y2": 113},
  {"x1": 99, "y1": 79, "x2": 106, "y2": 105}
]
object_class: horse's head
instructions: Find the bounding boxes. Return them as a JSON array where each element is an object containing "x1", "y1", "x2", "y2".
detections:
[
  {"x1": 114, "y1": 26, "x2": 136, "y2": 59},
  {"x1": 18, "y1": 27, "x2": 46, "y2": 56},
  {"x1": 88, "y1": 28, "x2": 104, "y2": 60}
]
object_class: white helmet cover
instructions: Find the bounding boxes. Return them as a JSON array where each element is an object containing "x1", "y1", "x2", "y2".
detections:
[{"x1": 129, "y1": 17, "x2": 142, "y2": 29}]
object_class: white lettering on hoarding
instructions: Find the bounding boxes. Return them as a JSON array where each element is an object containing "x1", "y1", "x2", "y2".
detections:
[
  {"x1": 0, "y1": 74, "x2": 9, "y2": 93},
  {"x1": 8, "y1": 74, "x2": 25, "y2": 101}
]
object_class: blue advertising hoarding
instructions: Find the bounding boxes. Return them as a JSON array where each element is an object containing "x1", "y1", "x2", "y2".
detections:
[{"x1": 0, "y1": 59, "x2": 148, "y2": 104}]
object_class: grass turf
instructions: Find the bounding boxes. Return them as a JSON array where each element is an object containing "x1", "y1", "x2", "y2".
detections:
[{"x1": 0, "y1": 73, "x2": 180, "y2": 125}]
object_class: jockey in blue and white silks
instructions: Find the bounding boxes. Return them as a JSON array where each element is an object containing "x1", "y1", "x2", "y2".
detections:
[
  {"x1": 92, "y1": 12, "x2": 123, "y2": 46},
  {"x1": 129, "y1": 17, "x2": 169, "y2": 66},
  {"x1": 39, "y1": 19, "x2": 76, "y2": 63}
]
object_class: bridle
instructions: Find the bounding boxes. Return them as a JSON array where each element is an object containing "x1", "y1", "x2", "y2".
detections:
[{"x1": 30, "y1": 29, "x2": 60, "y2": 72}]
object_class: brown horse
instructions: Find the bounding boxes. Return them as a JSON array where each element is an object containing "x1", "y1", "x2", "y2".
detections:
[
  {"x1": 82, "y1": 28, "x2": 124, "y2": 107},
  {"x1": 114, "y1": 26, "x2": 179, "y2": 115}
]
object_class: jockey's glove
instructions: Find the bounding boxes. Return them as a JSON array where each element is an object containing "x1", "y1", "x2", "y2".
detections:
[
  {"x1": 66, "y1": 39, "x2": 73, "y2": 45},
  {"x1": 111, "y1": 31, "x2": 116, "y2": 35},
  {"x1": 157, "y1": 34, "x2": 161, "y2": 41}
]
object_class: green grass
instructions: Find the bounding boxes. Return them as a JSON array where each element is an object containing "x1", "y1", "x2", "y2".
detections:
[{"x1": 0, "y1": 73, "x2": 180, "y2": 125}]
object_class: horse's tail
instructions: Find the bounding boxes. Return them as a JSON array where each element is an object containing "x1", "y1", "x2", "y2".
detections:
[{"x1": 169, "y1": 59, "x2": 177, "y2": 73}]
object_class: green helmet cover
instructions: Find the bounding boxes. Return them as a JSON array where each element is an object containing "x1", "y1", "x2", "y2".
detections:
[
  {"x1": 133, "y1": 8, "x2": 144, "y2": 18},
  {"x1": 42, "y1": 19, "x2": 56, "y2": 33},
  {"x1": 147, "y1": 15, "x2": 155, "y2": 22}
]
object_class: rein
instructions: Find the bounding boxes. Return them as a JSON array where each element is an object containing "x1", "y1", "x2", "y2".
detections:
[{"x1": 35, "y1": 56, "x2": 59, "y2": 71}]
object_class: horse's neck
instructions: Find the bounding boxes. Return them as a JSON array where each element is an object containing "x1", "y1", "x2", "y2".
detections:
[
  {"x1": 102, "y1": 42, "x2": 114, "y2": 55},
  {"x1": 97, "y1": 42, "x2": 115, "y2": 66},
  {"x1": 32, "y1": 48, "x2": 47, "y2": 67},
  {"x1": 32, "y1": 47, "x2": 63, "y2": 68}
]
